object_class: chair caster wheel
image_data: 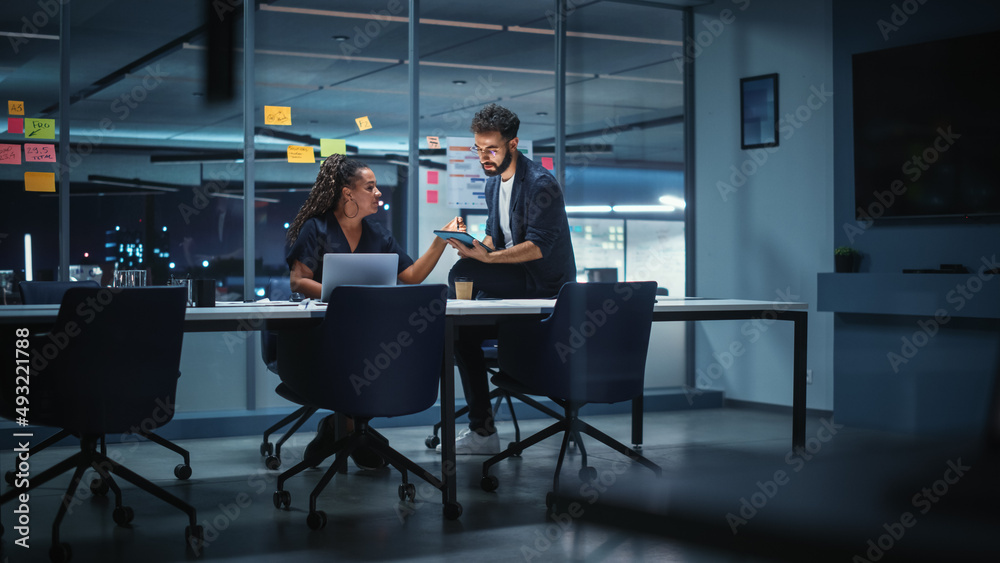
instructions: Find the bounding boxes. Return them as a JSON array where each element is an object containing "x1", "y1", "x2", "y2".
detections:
[
  {"x1": 424, "y1": 435, "x2": 440, "y2": 449},
  {"x1": 113, "y1": 505, "x2": 135, "y2": 526},
  {"x1": 260, "y1": 442, "x2": 273, "y2": 456},
  {"x1": 508, "y1": 442, "x2": 521, "y2": 457},
  {"x1": 49, "y1": 541, "x2": 72, "y2": 562},
  {"x1": 264, "y1": 455, "x2": 281, "y2": 470},
  {"x1": 89, "y1": 477, "x2": 110, "y2": 496},
  {"x1": 307, "y1": 510, "x2": 327, "y2": 530},
  {"x1": 578, "y1": 466, "x2": 598, "y2": 482},
  {"x1": 273, "y1": 490, "x2": 291, "y2": 509},
  {"x1": 174, "y1": 464, "x2": 192, "y2": 480},
  {"x1": 480, "y1": 474, "x2": 499, "y2": 492},
  {"x1": 398, "y1": 483, "x2": 416, "y2": 502},
  {"x1": 4, "y1": 470, "x2": 15, "y2": 486},
  {"x1": 443, "y1": 501, "x2": 463, "y2": 520},
  {"x1": 186, "y1": 525, "x2": 205, "y2": 555}
]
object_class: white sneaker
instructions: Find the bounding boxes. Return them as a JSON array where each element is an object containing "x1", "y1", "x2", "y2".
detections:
[{"x1": 436, "y1": 428, "x2": 501, "y2": 455}]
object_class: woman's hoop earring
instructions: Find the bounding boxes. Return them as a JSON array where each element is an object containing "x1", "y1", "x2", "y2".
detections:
[{"x1": 344, "y1": 197, "x2": 359, "y2": 219}]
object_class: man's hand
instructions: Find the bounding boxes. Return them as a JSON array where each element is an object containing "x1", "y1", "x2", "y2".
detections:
[
  {"x1": 449, "y1": 238, "x2": 492, "y2": 262},
  {"x1": 441, "y1": 216, "x2": 466, "y2": 232}
]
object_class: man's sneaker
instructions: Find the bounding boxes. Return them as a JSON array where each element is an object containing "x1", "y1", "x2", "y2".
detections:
[{"x1": 436, "y1": 428, "x2": 501, "y2": 455}]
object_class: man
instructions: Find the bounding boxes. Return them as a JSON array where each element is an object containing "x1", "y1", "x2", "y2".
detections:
[{"x1": 443, "y1": 103, "x2": 576, "y2": 454}]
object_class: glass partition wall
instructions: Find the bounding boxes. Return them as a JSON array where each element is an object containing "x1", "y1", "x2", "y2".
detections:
[{"x1": 0, "y1": 0, "x2": 687, "y2": 418}]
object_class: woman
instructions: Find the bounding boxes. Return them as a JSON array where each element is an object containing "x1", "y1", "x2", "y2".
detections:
[
  {"x1": 286, "y1": 154, "x2": 461, "y2": 299},
  {"x1": 284, "y1": 154, "x2": 461, "y2": 469}
]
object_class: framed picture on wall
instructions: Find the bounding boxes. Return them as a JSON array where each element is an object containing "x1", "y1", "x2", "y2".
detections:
[{"x1": 740, "y1": 73, "x2": 779, "y2": 149}]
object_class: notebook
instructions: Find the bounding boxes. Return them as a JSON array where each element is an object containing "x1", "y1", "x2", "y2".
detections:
[{"x1": 320, "y1": 253, "x2": 399, "y2": 302}]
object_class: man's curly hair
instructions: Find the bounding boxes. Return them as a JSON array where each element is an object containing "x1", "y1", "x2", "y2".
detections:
[{"x1": 470, "y1": 103, "x2": 520, "y2": 141}]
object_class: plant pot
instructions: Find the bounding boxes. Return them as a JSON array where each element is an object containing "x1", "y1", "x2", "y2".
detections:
[{"x1": 834, "y1": 254, "x2": 858, "y2": 273}]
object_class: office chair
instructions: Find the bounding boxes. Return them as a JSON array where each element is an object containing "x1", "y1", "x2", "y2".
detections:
[
  {"x1": 0, "y1": 287, "x2": 203, "y2": 559},
  {"x1": 272, "y1": 285, "x2": 462, "y2": 528},
  {"x1": 258, "y1": 278, "x2": 318, "y2": 469},
  {"x1": 7, "y1": 280, "x2": 194, "y2": 489},
  {"x1": 480, "y1": 281, "x2": 663, "y2": 509}
]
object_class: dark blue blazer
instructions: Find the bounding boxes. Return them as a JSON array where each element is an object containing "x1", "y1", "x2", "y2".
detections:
[{"x1": 484, "y1": 151, "x2": 576, "y2": 297}]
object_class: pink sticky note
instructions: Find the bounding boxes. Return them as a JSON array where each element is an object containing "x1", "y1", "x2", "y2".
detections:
[
  {"x1": 24, "y1": 143, "x2": 56, "y2": 162},
  {"x1": 427, "y1": 190, "x2": 439, "y2": 204},
  {"x1": 0, "y1": 143, "x2": 21, "y2": 165},
  {"x1": 541, "y1": 157, "x2": 554, "y2": 170},
  {"x1": 427, "y1": 170, "x2": 439, "y2": 185},
  {"x1": 8, "y1": 117, "x2": 24, "y2": 134}
]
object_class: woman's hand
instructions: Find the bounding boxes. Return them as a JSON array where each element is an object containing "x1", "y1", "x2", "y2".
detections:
[{"x1": 441, "y1": 216, "x2": 466, "y2": 232}]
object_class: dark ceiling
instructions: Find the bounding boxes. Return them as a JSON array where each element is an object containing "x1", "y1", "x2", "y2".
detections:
[{"x1": 1, "y1": 0, "x2": 696, "y2": 171}]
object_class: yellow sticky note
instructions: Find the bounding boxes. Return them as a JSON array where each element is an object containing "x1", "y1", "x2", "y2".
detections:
[
  {"x1": 25, "y1": 171, "x2": 56, "y2": 193},
  {"x1": 264, "y1": 106, "x2": 291, "y2": 126},
  {"x1": 320, "y1": 138, "x2": 347, "y2": 157},
  {"x1": 287, "y1": 145, "x2": 315, "y2": 163},
  {"x1": 355, "y1": 116, "x2": 372, "y2": 131},
  {"x1": 24, "y1": 118, "x2": 55, "y2": 139},
  {"x1": 8, "y1": 101, "x2": 25, "y2": 116},
  {"x1": 426, "y1": 136, "x2": 440, "y2": 149}
]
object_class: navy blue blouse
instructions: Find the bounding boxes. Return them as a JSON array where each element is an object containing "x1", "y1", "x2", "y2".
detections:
[{"x1": 285, "y1": 211, "x2": 414, "y2": 282}]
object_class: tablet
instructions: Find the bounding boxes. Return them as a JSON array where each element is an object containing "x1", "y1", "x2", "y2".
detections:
[{"x1": 434, "y1": 230, "x2": 494, "y2": 252}]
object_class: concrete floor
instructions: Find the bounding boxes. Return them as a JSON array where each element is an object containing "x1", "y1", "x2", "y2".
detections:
[{"x1": 0, "y1": 407, "x2": 949, "y2": 562}]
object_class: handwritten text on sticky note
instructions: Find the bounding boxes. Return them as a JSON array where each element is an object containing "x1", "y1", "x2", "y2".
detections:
[
  {"x1": 24, "y1": 143, "x2": 56, "y2": 162},
  {"x1": 8, "y1": 101, "x2": 24, "y2": 116},
  {"x1": 355, "y1": 116, "x2": 372, "y2": 131},
  {"x1": 0, "y1": 144, "x2": 21, "y2": 165},
  {"x1": 287, "y1": 145, "x2": 316, "y2": 163},
  {"x1": 25, "y1": 118, "x2": 55, "y2": 139},
  {"x1": 264, "y1": 106, "x2": 291, "y2": 126}
]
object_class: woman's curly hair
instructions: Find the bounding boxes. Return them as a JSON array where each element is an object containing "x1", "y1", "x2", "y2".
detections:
[{"x1": 286, "y1": 154, "x2": 368, "y2": 245}]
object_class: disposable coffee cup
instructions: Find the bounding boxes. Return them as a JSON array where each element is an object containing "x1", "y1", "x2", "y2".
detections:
[{"x1": 455, "y1": 277, "x2": 473, "y2": 300}]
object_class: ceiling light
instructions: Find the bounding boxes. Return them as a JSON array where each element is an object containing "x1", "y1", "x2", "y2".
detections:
[
  {"x1": 332, "y1": 35, "x2": 349, "y2": 41},
  {"x1": 452, "y1": 80, "x2": 466, "y2": 85},
  {"x1": 658, "y1": 195, "x2": 686, "y2": 209},
  {"x1": 566, "y1": 205, "x2": 613, "y2": 214},
  {"x1": 536, "y1": 112, "x2": 548, "y2": 116},
  {"x1": 612, "y1": 205, "x2": 677, "y2": 213}
]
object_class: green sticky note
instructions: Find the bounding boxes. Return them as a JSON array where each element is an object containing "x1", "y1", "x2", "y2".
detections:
[
  {"x1": 25, "y1": 118, "x2": 55, "y2": 139},
  {"x1": 320, "y1": 138, "x2": 346, "y2": 157}
]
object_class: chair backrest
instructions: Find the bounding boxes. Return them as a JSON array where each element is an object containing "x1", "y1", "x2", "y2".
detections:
[
  {"x1": 42, "y1": 286, "x2": 188, "y2": 435},
  {"x1": 277, "y1": 284, "x2": 447, "y2": 419},
  {"x1": 19, "y1": 280, "x2": 101, "y2": 304},
  {"x1": 498, "y1": 281, "x2": 657, "y2": 404}
]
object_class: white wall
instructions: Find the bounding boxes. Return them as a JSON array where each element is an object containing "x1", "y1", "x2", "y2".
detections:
[{"x1": 693, "y1": 0, "x2": 834, "y2": 410}]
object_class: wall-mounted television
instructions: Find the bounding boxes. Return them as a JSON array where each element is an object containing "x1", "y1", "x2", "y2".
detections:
[{"x1": 852, "y1": 29, "x2": 1000, "y2": 220}]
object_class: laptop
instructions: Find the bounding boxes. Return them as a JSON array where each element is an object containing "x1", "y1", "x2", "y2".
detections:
[{"x1": 320, "y1": 253, "x2": 399, "y2": 303}]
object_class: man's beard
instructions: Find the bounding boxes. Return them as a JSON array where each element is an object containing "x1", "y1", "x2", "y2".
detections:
[{"x1": 482, "y1": 149, "x2": 513, "y2": 177}]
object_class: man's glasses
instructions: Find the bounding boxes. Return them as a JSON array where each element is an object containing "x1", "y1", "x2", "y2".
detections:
[{"x1": 470, "y1": 146, "x2": 501, "y2": 157}]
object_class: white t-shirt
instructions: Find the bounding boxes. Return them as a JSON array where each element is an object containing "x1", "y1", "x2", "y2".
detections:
[{"x1": 498, "y1": 174, "x2": 515, "y2": 249}]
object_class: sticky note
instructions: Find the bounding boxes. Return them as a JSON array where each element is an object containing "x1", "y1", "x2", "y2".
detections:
[
  {"x1": 8, "y1": 101, "x2": 24, "y2": 115},
  {"x1": 426, "y1": 190, "x2": 438, "y2": 204},
  {"x1": 264, "y1": 106, "x2": 291, "y2": 126},
  {"x1": 24, "y1": 118, "x2": 55, "y2": 139},
  {"x1": 287, "y1": 145, "x2": 315, "y2": 163},
  {"x1": 427, "y1": 170, "x2": 439, "y2": 184},
  {"x1": 0, "y1": 144, "x2": 21, "y2": 165},
  {"x1": 355, "y1": 116, "x2": 372, "y2": 131},
  {"x1": 320, "y1": 138, "x2": 346, "y2": 157},
  {"x1": 8, "y1": 118, "x2": 23, "y2": 134},
  {"x1": 426, "y1": 136, "x2": 440, "y2": 149},
  {"x1": 25, "y1": 171, "x2": 56, "y2": 192},
  {"x1": 541, "y1": 157, "x2": 554, "y2": 170},
  {"x1": 24, "y1": 143, "x2": 56, "y2": 163}
]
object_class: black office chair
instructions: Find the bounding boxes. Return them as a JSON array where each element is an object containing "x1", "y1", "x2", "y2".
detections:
[
  {"x1": 272, "y1": 285, "x2": 462, "y2": 528},
  {"x1": 480, "y1": 282, "x2": 663, "y2": 509},
  {"x1": 3, "y1": 281, "x2": 104, "y2": 488},
  {"x1": 7, "y1": 280, "x2": 193, "y2": 489},
  {"x1": 0, "y1": 287, "x2": 203, "y2": 559},
  {"x1": 258, "y1": 278, "x2": 319, "y2": 469}
]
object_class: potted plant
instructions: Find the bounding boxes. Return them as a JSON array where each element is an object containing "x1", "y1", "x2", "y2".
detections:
[{"x1": 834, "y1": 246, "x2": 861, "y2": 273}]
